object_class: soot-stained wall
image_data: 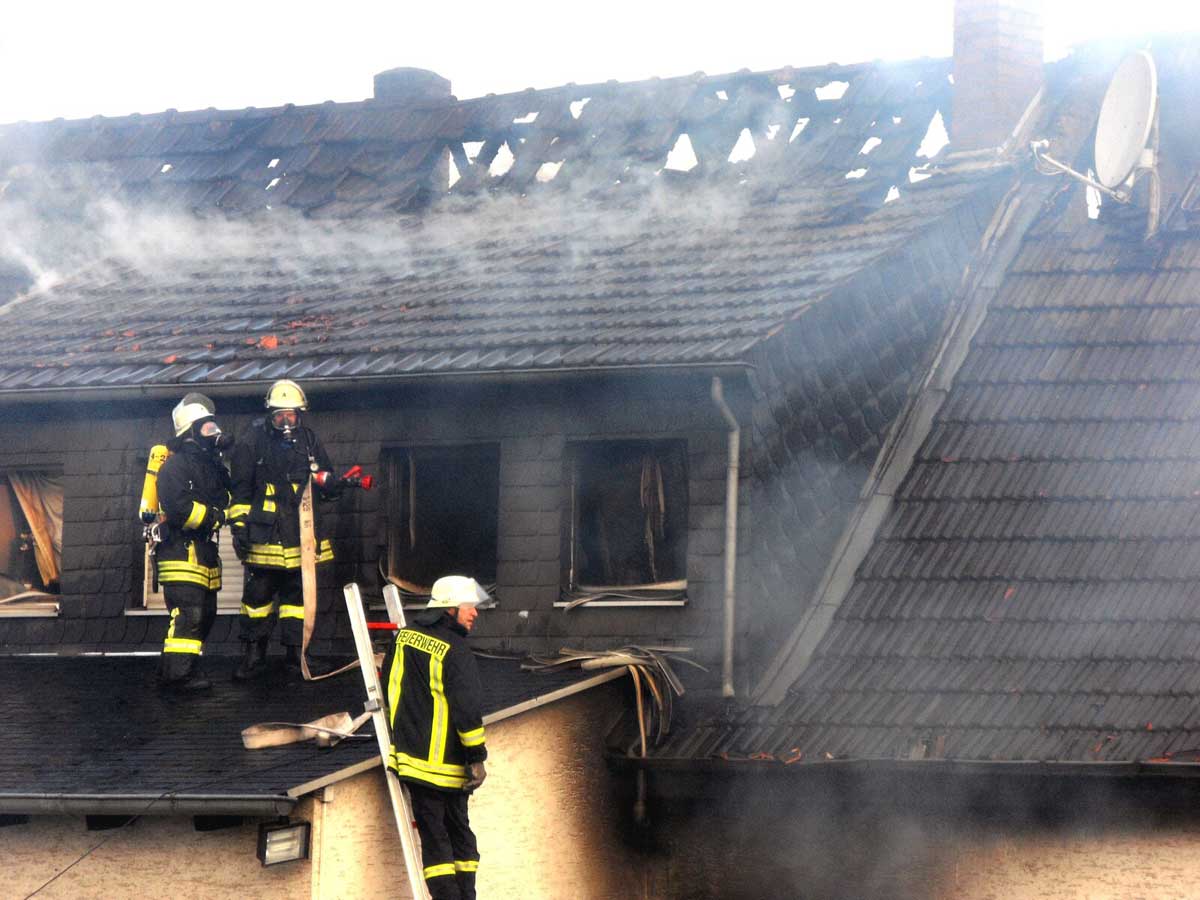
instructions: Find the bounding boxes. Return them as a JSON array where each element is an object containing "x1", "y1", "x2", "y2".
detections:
[{"x1": 0, "y1": 372, "x2": 747, "y2": 668}]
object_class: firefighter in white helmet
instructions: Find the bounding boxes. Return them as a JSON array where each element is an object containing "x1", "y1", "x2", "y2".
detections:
[
  {"x1": 382, "y1": 576, "x2": 489, "y2": 900},
  {"x1": 227, "y1": 379, "x2": 341, "y2": 680},
  {"x1": 155, "y1": 393, "x2": 232, "y2": 691}
]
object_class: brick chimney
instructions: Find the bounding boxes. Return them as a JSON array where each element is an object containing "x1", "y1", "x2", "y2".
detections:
[
  {"x1": 952, "y1": 0, "x2": 1043, "y2": 151},
  {"x1": 373, "y1": 67, "x2": 452, "y2": 106}
]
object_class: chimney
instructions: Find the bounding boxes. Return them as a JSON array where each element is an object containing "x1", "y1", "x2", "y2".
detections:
[
  {"x1": 373, "y1": 67, "x2": 452, "y2": 106},
  {"x1": 952, "y1": 0, "x2": 1043, "y2": 151}
]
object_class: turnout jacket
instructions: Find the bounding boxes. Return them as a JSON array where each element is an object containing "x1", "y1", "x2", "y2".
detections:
[
  {"x1": 227, "y1": 421, "x2": 336, "y2": 569},
  {"x1": 383, "y1": 615, "x2": 487, "y2": 791},
  {"x1": 156, "y1": 440, "x2": 231, "y2": 590}
]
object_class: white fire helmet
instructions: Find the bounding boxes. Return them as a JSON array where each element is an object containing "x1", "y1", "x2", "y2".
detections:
[
  {"x1": 264, "y1": 379, "x2": 308, "y2": 411},
  {"x1": 171, "y1": 393, "x2": 216, "y2": 437},
  {"x1": 426, "y1": 576, "x2": 490, "y2": 610}
]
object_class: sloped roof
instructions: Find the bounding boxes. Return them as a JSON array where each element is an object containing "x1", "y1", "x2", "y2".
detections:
[
  {"x1": 642, "y1": 37, "x2": 1200, "y2": 771},
  {"x1": 0, "y1": 654, "x2": 618, "y2": 812},
  {"x1": 0, "y1": 60, "x2": 947, "y2": 217},
  {"x1": 653, "y1": 222, "x2": 1200, "y2": 769},
  {"x1": 0, "y1": 58, "x2": 995, "y2": 394}
]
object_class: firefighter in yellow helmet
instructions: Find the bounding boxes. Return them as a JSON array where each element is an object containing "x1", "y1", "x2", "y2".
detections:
[
  {"x1": 227, "y1": 380, "x2": 341, "y2": 680},
  {"x1": 156, "y1": 393, "x2": 232, "y2": 691},
  {"x1": 382, "y1": 576, "x2": 489, "y2": 900}
]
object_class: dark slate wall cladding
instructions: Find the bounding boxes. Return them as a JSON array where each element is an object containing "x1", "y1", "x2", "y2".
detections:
[
  {"x1": 737, "y1": 196, "x2": 996, "y2": 690},
  {"x1": 0, "y1": 375, "x2": 735, "y2": 665}
]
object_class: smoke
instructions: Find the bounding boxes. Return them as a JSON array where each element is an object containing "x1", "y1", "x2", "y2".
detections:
[{"x1": 0, "y1": 150, "x2": 762, "y2": 313}]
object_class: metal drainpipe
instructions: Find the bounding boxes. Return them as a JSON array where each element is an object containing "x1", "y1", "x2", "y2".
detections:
[{"x1": 711, "y1": 377, "x2": 740, "y2": 698}]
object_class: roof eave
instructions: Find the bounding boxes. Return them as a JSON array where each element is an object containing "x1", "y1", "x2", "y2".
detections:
[
  {"x1": 0, "y1": 793, "x2": 295, "y2": 816},
  {"x1": 0, "y1": 361, "x2": 755, "y2": 406},
  {"x1": 614, "y1": 756, "x2": 1200, "y2": 779}
]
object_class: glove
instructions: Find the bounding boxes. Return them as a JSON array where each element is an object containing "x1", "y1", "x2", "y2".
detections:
[
  {"x1": 209, "y1": 506, "x2": 226, "y2": 528},
  {"x1": 463, "y1": 761, "x2": 487, "y2": 792},
  {"x1": 231, "y1": 524, "x2": 251, "y2": 561}
]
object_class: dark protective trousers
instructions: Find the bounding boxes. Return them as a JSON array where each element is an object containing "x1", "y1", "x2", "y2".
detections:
[
  {"x1": 407, "y1": 783, "x2": 479, "y2": 900},
  {"x1": 159, "y1": 582, "x2": 217, "y2": 682},
  {"x1": 237, "y1": 566, "x2": 304, "y2": 646}
]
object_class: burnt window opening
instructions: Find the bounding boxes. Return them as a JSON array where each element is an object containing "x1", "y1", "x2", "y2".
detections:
[
  {"x1": 0, "y1": 471, "x2": 62, "y2": 613},
  {"x1": 385, "y1": 445, "x2": 500, "y2": 598},
  {"x1": 566, "y1": 440, "x2": 688, "y2": 596}
]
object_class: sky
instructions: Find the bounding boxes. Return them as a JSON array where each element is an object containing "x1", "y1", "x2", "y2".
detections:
[{"x1": 0, "y1": 1, "x2": 1197, "y2": 125}]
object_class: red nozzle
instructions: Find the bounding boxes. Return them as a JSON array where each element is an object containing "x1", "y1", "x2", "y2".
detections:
[
  {"x1": 341, "y1": 465, "x2": 362, "y2": 480},
  {"x1": 358, "y1": 475, "x2": 374, "y2": 491}
]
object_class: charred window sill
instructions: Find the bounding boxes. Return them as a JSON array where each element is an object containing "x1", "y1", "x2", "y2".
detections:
[
  {"x1": 126, "y1": 607, "x2": 241, "y2": 617},
  {"x1": 553, "y1": 599, "x2": 687, "y2": 608},
  {"x1": 0, "y1": 602, "x2": 59, "y2": 618}
]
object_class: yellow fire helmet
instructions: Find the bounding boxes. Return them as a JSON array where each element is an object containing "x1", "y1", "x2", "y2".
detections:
[
  {"x1": 171, "y1": 393, "x2": 216, "y2": 437},
  {"x1": 264, "y1": 379, "x2": 308, "y2": 411},
  {"x1": 427, "y1": 576, "x2": 490, "y2": 609}
]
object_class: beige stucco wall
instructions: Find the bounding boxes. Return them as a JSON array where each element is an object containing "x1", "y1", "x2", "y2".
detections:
[
  {"x1": 929, "y1": 827, "x2": 1200, "y2": 900},
  {"x1": 3, "y1": 804, "x2": 313, "y2": 899},
  {"x1": 312, "y1": 681, "x2": 639, "y2": 900}
]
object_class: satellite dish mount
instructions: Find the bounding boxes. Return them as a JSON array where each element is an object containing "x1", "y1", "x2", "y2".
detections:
[{"x1": 1030, "y1": 51, "x2": 1160, "y2": 231}]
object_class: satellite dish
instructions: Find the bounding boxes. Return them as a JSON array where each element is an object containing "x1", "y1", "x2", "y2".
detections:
[{"x1": 1094, "y1": 51, "x2": 1158, "y2": 189}]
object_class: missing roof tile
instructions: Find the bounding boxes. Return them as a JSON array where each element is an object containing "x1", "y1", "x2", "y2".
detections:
[
  {"x1": 489, "y1": 142, "x2": 515, "y2": 178},
  {"x1": 885, "y1": 185, "x2": 900, "y2": 203},
  {"x1": 715, "y1": 89, "x2": 729, "y2": 101},
  {"x1": 159, "y1": 163, "x2": 172, "y2": 174},
  {"x1": 536, "y1": 160, "x2": 564, "y2": 183},
  {"x1": 268, "y1": 158, "x2": 280, "y2": 169},
  {"x1": 916, "y1": 110, "x2": 949, "y2": 159},
  {"x1": 845, "y1": 168, "x2": 868, "y2": 180},
  {"x1": 265, "y1": 176, "x2": 281, "y2": 191},
  {"x1": 777, "y1": 84, "x2": 796, "y2": 100},
  {"x1": 448, "y1": 156, "x2": 461, "y2": 188},
  {"x1": 728, "y1": 128, "x2": 756, "y2": 164},
  {"x1": 569, "y1": 98, "x2": 590, "y2": 119},
  {"x1": 464, "y1": 141, "x2": 484, "y2": 163},
  {"x1": 859, "y1": 137, "x2": 882, "y2": 155},
  {"x1": 789, "y1": 118, "x2": 810, "y2": 142},
  {"x1": 512, "y1": 111, "x2": 538, "y2": 124},
  {"x1": 815, "y1": 80, "x2": 850, "y2": 101},
  {"x1": 665, "y1": 133, "x2": 698, "y2": 172}
]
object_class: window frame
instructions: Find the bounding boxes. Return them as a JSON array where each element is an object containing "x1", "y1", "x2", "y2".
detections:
[
  {"x1": 382, "y1": 442, "x2": 501, "y2": 608},
  {"x1": 0, "y1": 466, "x2": 63, "y2": 618},
  {"x1": 556, "y1": 438, "x2": 689, "y2": 609}
]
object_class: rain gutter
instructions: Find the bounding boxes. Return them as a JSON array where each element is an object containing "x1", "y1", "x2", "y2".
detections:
[
  {"x1": 0, "y1": 793, "x2": 295, "y2": 816},
  {"x1": 0, "y1": 362, "x2": 754, "y2": 407},
  {"x1": 608, "y1": 755, "x2": 1200, "y2": 780}
]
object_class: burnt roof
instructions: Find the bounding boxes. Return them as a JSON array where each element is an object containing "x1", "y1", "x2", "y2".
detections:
[
  {"x1": 0, "y1": 58, "x2": 999, "y2": 394},
  {"x1": 0, "y1": 654, "x2": 614, "y2": 811},
  {"x1": 652, "y1": 39, "x2": 1200, "y2": 770}
]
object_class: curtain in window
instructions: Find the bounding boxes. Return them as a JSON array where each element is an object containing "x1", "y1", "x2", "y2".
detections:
[{"x1": 7, "y1": 472, "x2": 63, "y2": 587}]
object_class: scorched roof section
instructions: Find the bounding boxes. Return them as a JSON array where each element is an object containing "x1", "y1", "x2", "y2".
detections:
[{"x1": 0, "y1": 57, "x2": 981, "y2": 393}]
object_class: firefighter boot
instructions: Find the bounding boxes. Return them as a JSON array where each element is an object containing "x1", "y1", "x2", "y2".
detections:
[{"x1": 233, "y1": 638, "x2": 268, "y2": 681}]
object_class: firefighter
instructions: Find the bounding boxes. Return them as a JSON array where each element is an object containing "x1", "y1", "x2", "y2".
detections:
[
  {"x1": 383, "y1": 575, "x2": 489, "y2": 900},
  {"x1": 227, "y1": 379, "x2": 340, "y2": 680},
  {"x1": 156, "y1": 394, "x2": 232, "y2": 692}
]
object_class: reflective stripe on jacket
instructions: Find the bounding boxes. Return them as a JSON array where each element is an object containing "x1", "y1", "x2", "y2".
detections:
[
  {"x1": 383, "y1": 616, "x2": 487, "y2": 791},
  {"x1": 228, "y1": 421, "x2": 337, "y2": 570}
]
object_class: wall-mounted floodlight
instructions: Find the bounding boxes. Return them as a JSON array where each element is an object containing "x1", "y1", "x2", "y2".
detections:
[{"x1": 257, "y1": 820, "x2": 311, "y2": 866}]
